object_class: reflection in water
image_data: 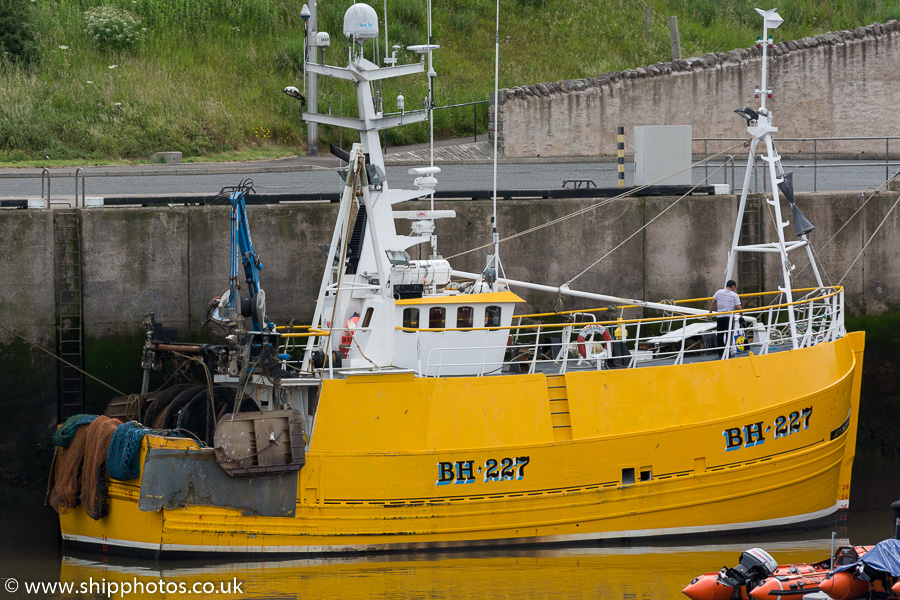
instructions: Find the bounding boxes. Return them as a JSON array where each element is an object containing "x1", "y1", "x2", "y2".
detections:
[
  {"x1": 55, "y1": 532, "x2": 848, "y2": 600},
  {"x1": 1, "y1": 510, "x2": 895, "y2": 600}
]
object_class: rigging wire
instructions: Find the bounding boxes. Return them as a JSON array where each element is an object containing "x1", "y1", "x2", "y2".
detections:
[
  {"x1": 793, "y1": 169, "x2": 899, "y2": 281},
  {"x1": 564, "y1": 159, "x2": 731, "y2": 287},
  {"x1": 818, "y1": 172, "x2": 899, "y2": 252},
  {"x1": 837, "y1": 188, "x2": 900, "y2": 286},
  {"x1": 445, "y1": 140, "x2": 745, "y2": 261},
  {"x1": 816, "y1": 173, "x2": 898, "y2": 253},
  {"x1": 809, "y1": 243, "x2": 834, "y2": 287}
]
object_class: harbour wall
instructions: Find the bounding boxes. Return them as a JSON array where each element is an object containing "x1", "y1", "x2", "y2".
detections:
[
  {"x1": 492, "y1": 22, "x2": 900, "y2": 158},
  {"x1": 1, "y1": 191, "x2": 898, "y2": 492}
]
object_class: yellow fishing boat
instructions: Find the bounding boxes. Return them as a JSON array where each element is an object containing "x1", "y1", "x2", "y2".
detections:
[{"x1": 53, "y1": 5, "x2": 863, "y2": 556}]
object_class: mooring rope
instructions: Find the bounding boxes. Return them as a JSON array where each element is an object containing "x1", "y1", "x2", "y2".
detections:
[{"x1": 0, "y1": 321, "x2": 127, "y2": 397}]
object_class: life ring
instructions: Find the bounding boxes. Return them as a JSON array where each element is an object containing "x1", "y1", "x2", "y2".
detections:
[
  {"x1": 339, "y1": 315, "x2": 360, "y2": 358},
  {"x1": 577, "y1": 324, "x2": 612, "y2": 358}
]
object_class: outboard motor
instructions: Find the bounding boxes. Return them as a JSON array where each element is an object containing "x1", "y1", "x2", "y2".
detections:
[{"x1": 719, "y1": 548, "x2": 778, "y2": 590}]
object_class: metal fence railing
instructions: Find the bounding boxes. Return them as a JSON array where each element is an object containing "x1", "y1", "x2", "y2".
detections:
[{"x1": 694, "y1": 136, "x2": 900, "y2": 192}]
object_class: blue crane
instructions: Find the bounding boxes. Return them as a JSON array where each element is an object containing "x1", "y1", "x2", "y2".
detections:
[{"x1": 205, "y1": 179, "x2": 272, "y2": 332}]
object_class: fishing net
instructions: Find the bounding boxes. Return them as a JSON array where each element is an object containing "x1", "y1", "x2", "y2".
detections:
[
  {"x1": 107, "y1": 421, "x2": 152, "y2": 481},
  {"x1": 51, "y1": 414, "x2": 98, "y2": 448},
  {"x1": 79, "y1": 415, "x2": 121, "y2": 520},
  {"x1": 48, "y1": 422, "x2": 90, "y2": 514}
]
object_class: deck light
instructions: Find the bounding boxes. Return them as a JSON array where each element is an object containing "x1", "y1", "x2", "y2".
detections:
[
  {"x1": 734, "y1": 106, "x2": 760, "y2": 123},
  {"x1": 282, "y1": 86, "x2": 306, "y2": 106}
]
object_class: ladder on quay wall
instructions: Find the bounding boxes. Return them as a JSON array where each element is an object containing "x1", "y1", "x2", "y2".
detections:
[
  {"x1": 738, "y1": 197, "x2": 763, "y2": 308},
  {"x1": 55, "y1": 211, "x2": 85, "y2": 422}
]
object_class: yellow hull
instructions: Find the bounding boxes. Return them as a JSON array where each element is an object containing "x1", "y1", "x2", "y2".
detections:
[{"x1": 59, "y1": 332, "x2": 864, "y2": 555}]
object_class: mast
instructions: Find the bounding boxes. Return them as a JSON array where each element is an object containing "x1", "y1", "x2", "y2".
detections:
[
  {"x1": 297, "y1": 2, "x2": 444, "y2": 369},
  {"x1": 725, "y1": 8, "x2": 822, "y2": 350}
]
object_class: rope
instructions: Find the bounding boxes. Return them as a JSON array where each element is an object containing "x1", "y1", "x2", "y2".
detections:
[
  {"x1": 445, "y1": 141, "x2": 744, "y2": 261},
  {"x1": 0, "y1": 322, "x2": 127, "y2": 397},
  {"x1": 564, "y1": 159, "x2": 731, "y2": 287}
]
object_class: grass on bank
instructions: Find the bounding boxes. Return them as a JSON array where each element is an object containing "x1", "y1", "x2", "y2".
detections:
[{"x1": 1, "y1": 0, "x2": 898, "y2": 165}]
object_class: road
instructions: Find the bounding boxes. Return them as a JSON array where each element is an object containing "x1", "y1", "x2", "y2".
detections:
[{"x1": 0, "y1": 156, "x2": 896, "y2": 201}]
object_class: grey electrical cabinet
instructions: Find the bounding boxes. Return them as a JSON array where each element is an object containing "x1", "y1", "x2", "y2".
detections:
[{"x1": 634, "y1": 125, "x2": 692, "y2": 185}]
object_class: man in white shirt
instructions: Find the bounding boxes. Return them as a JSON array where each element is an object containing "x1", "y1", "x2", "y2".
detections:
[{"x1": 710, "y1": 280, "x2": 741, "y2": 354}]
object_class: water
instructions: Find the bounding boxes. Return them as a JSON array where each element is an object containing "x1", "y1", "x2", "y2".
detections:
[{"x1": 0, "y1": 504, "x2": 896, "y2": 600}]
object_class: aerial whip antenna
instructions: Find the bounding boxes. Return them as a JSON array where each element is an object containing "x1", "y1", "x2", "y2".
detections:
[{"x1": 486, "y1": 0, "x2": 502, "y2": 291}]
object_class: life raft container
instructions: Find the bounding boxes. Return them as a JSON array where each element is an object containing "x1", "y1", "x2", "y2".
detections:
[{"x1": 576, "y1": 323, "x2": 612, "y2": 358}]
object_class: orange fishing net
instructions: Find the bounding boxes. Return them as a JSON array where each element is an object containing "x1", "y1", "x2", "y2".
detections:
[
  {"x1": 49, "y1": 425, "x2": 89, "y2": 514},
  {"x1": 49, "y1": 415, "x2": 121, "y2": 519},
  {"x1": 80, "y1": 416, "x2": 121, "y2": 520}
]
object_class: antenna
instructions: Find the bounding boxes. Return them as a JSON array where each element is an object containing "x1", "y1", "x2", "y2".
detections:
[
  {"x1": 489, "y1": 0, "x2": 501, "y2": 292},
  {"x1": 382, "y1": 0, "x2": 392, "y2": 66},
  {"x1": 755, "y1": 7, "x2": 782, "y2": 112},
  {"x1": 427, "y1": 0, "x2": 435, "y2": 216}
]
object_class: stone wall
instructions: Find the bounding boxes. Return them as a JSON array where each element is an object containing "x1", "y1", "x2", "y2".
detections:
[{"x1": 493, "y1": 22, "x2": 900, "y2": 158}]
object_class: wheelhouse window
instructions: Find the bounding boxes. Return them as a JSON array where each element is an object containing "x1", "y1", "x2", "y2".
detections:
[
  {"x1": 362, "y1": 307, "x2": 375, "y2": 327},
  {"x1": 429, "y1": 307, "x2": 446, "y2": 329},
  {"x1": 457, "y1": 306, "x2": 474, "y2": 329},
  {"x1": 485, "y1": 305, "x2": 502, "y2": 327},
  {"x1": 402, "y1": 308, "x2": 419, "y2": 329}
]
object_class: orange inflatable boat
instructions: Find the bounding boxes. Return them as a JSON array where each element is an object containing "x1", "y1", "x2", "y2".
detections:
[{"x1": 683, "y1": 545, "x2": 871, "y2": 600}]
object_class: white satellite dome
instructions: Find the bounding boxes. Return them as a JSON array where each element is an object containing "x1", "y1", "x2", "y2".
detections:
[{"x1": 343, "y1": 3, "x2": 379, "y2": 42}]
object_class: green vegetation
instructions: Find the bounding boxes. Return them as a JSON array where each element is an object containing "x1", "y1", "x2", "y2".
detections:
[
  {"x1": 0, "y1": 1, "x2": 38, "y2": 64},
  {"x1": 1, "y1": 0, "x2": 897, "y2": 164}
]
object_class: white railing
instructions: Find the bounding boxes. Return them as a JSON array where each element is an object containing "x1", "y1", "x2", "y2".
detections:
[
  {"x1": 281, "y1": 287, "x2": 844, "y2": 378},
  {"x1": 405, "y1": 287, "x2": 844, "y2": 377}
]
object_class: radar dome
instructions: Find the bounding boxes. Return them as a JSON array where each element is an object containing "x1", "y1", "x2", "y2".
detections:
[{"x1": 343, "y1": 3, "x2": 379, "y2": 42}]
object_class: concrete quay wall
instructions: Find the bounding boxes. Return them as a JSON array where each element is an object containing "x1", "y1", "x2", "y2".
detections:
[
  {"x1": 0, "y1": 191, "x2": 897, "y2": 488},
  {"x1": 493, "y1": 22, "x2": 900, "y2": 158},
  {"x1": 1, "y1": 191, "x2": 896, "y2": 342}
]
